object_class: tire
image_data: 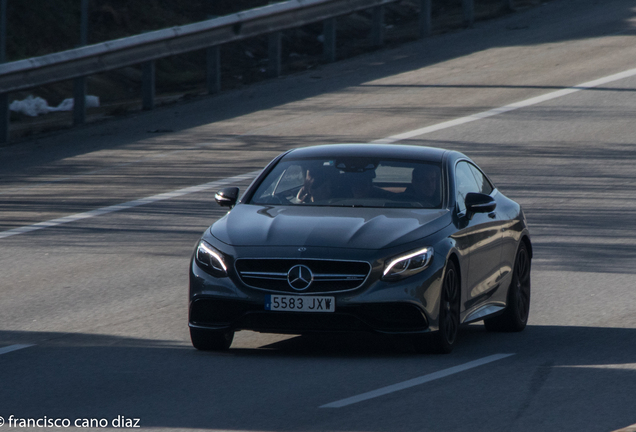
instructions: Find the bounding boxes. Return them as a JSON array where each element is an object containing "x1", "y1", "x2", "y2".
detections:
[
  {"x1": 484, "y1": 241, "x2": 531, "y2": 332},
  {"x1": 190, "y1": 327, "x2": 234, "y2": 351},
  {"x1": 414, "y1": 260, "x2": 460, "y2": 354}
]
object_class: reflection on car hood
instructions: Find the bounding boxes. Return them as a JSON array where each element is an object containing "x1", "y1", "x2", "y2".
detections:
[{"x1": 211, "y1": 204, "x2": 451, "y2": 249}]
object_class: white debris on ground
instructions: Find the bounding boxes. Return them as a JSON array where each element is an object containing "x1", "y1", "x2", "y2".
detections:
[{"x1": 10, "y1": 95, "x2": 100, "y2": 116}]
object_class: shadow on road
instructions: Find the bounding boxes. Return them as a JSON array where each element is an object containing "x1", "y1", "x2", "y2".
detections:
[{"x1": 1, "y1": 325, "x2": 635, "y2": 431}]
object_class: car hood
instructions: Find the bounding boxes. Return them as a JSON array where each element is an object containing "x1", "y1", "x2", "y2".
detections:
[{"x1": 210, "y1": 204, "x2": 451, "y2": 250}]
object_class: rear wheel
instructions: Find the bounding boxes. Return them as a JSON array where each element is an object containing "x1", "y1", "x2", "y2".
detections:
[
  {"x1": 414, "y1": 260, "x2": 460, "y2": 354},
  {"x1": 484, "y1": 241, "x2": 531, "y2": 332},
  {"x1": 190, "y1": 327, "x2": 234, "y2": 351}
]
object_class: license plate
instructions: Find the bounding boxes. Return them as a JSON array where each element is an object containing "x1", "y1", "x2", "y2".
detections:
[{"x1": 265, "y1": 295, "x2": 335, "y2": 312}]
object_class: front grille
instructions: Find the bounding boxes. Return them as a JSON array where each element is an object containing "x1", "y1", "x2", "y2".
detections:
[{"x1": 235, "y1": 258, "x2": 371, "y2": 293}]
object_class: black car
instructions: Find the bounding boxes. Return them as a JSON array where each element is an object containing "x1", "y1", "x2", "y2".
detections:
[{"x1": 189, "y1": 144, "x2": 531, "y2": 353}]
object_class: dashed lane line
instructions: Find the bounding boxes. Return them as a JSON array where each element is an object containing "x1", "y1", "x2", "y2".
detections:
[
  {"x1": 371, "y1": 66, "x2": 636, "y2": 144},
  {"x1": 612, "y1": 423, "x2": 636, "y2": 432},
  {"x1": 0, "y1": 344, "x2": 33, "y2": 356},
  {"x1": 0, "y1": 171, "x2": 259, "y2": 240},
  {"x1": 320, "y1": 353, "x2": 515, "y2": 408}
]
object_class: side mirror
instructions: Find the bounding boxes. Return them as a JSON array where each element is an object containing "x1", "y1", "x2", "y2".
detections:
[
  {"x1": 465, "y1": 192, "x2": 496, "y2": 214},
  {"x1": 215, "y1": 187, "x2": 239, "y2": 208}
]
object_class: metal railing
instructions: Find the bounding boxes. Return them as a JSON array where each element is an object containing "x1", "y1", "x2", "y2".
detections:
[{"x1": 0, "y1": 0, "x2": 512, "y2": 143}]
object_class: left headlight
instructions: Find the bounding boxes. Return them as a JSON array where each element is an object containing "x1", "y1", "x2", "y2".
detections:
[
  {"x1": 195, "y1": 240, "x2": 228, "y2": 276},
  {"x1": 382, "y1": 247, "x2": 434, "y2": 281}
]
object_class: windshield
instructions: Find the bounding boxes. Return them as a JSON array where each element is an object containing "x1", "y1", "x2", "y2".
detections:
[{"x1": 248, "y1": 157, "x2": 443, "y2": 208}]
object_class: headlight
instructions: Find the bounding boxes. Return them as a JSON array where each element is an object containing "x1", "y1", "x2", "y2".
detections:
[
  {"x1": 195, "y1": 240, "x2": 227, "y2": 276},
  {"x1": 383, "y1": 247, "x2": 434, "y2": 280}
]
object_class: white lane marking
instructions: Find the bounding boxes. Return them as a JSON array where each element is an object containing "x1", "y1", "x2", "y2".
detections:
[
  {"x1": 372, "y1": 67, "x2": 636, "y2": 144},
  {"x1": 3, "y1": 66, "x2": 636, "y2": 239},
  {"x1": 612, "y1": 423, "x2": 636, "y2": 432},
  {"x1": 0, "y1": 344, "x2": 33, "y2": 355},
  {"x1": 0, "y1": 171, "x2": 259, "y2": 239},
  {"x1": 0, "y1": 139, "x2": 231, "y2": 196},
  {"x1": 320, "y1": 353, "x2": 515, "y2": 408},
  {"x1": 558, "y1": 363, "x2": 636, "y2": 370}
]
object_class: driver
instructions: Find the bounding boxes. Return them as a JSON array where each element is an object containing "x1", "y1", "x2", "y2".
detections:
[{"x1": 297, "y1": 167, "x2": 332, "y2": 203}]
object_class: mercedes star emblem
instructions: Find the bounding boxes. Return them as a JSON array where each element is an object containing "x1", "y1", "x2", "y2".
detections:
[{"x1": 287, "y1": 264, "x2": 313, "y2": 291}]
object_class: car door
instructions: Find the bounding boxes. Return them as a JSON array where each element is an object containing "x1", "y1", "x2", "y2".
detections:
[{"x1": 453, "y1": 161, "x2": 505, "y2": 312}]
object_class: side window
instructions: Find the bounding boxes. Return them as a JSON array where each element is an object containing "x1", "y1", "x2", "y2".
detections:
[
  {"x1": 455, "y1": 162, "x2": 480, "y2": 214},
  {"x1": 468, "y1": 164, "x2": 494, "y2": 195},
  {"x1": 275, "y1": 165, "x2": 304, "y2": 193},
  {"x1": 256, "y1": 172, "x2": 282, "y2": 198},
  {"x1": 253, "y1": 164, "x2": 304, "y2": 200}
]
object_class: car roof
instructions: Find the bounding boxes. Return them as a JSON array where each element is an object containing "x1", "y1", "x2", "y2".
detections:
[{"x1": 283, "y1": 144, "x2": 454, "y2": 163}]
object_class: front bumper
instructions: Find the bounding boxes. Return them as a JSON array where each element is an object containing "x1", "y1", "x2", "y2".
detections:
[
  {"x1": 188, "y1": 244, "x2": 447, "y2": 335},
  {"x1": 189, "y1": 296, "x2": 429, "y2": 334}
]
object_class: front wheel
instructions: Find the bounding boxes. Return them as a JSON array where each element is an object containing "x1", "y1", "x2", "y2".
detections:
[
  {"x1": 413, "y1": 260, "x2": 460, "y2": 354},
  {"x1": 190, "y1": 327, "x2": 234, "y2": 351},
  {"x1": 484, "y1": 241, "x2": 531, "y2": 332}
]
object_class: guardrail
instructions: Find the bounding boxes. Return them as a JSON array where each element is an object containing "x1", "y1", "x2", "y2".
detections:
[{"x1": 0, "y1": 0, "x2": 512, "y2": 143}]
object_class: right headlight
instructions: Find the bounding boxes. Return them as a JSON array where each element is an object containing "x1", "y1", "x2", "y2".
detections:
[
  {"x1": 195, "y1": 240, "x2": 228, "y2": 276},
  {"x1": 382, "y1": 247, "x2": 434, "y2": 281}
]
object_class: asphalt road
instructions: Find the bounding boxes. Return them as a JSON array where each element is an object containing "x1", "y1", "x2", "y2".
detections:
[{"x1": 1, "y1": 0, "x2": 636, "y2": 431}]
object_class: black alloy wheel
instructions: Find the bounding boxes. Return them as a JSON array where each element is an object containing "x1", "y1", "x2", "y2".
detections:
[
  {"x1": 414, "y1": 260, "x2": 460, "y2": 354},
  {"x1": 484, "y1": 241, "x2": 531, "y2": 332},
  {"x1": 190, "y1": 327, "x2": 234, "y2": 351}
]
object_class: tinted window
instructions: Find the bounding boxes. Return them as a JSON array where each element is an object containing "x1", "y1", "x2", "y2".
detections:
[
  {"x1": 248, "y1": 157, "x2": 443, "y2": 208},
  {"x1": 468, "y1": 164, "x2": 494, "y2": 195},
  {"x1": 455, "y1": 161, "x2": 480, "y2": 214},
  {"x1": 374, "y1": 164, "x2": 413, "y2": 183}
]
